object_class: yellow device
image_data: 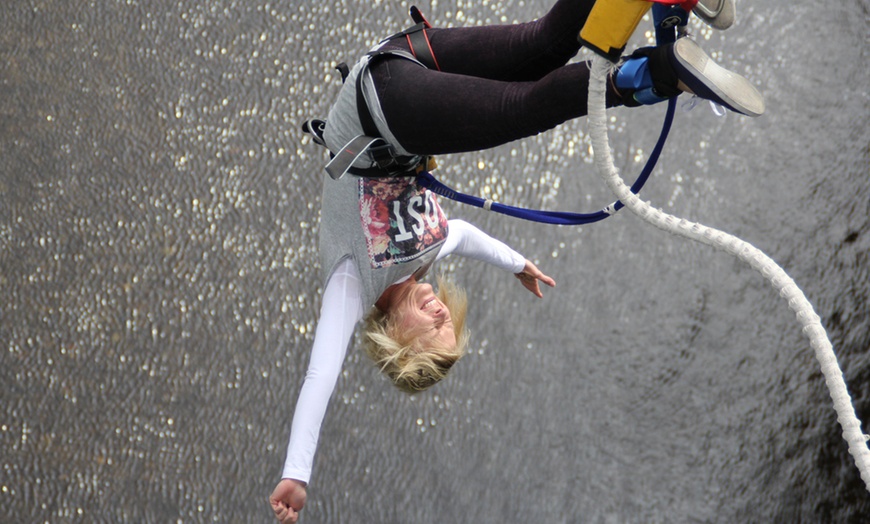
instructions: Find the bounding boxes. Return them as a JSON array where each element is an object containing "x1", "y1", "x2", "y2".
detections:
[{"x1": 578, "y1": 0, "x2": 652, "y2": 62}]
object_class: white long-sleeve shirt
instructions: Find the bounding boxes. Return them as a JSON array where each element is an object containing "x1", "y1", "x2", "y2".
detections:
[{"x1": 282, "y1": 219, "x2": 526, "y2": 483}]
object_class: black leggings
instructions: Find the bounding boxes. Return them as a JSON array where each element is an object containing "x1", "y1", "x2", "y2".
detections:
[{"x1": 370, "y1": 0, "x2": 624, "y2": 155}]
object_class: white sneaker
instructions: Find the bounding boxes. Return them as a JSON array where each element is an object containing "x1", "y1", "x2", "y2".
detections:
[{"x1": 694, "y1": 0, "x2": 735, "y2": 30}]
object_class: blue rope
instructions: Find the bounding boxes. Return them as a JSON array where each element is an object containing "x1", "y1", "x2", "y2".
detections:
[{"x1": 417, "y1": 95, "x2": 677, "y2": 225}]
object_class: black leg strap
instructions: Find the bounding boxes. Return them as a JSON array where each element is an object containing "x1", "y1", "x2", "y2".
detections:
[
  {"x1": 410, "y1": 5, "x2": 431, "y2": 27},
  {"x1": 406, "y1": 27, "x2": 440, "y2": 71}
]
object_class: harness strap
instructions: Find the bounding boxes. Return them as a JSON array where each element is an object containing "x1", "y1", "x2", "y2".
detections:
[
  {"x1": 407, "y1": 6, "x2": 439, "y2": 70},
  {"x1": 303, "y1": 49, "x2": 428, "y2": 180},
  {"x1": 409, "y1": 5, "x2": 431, "y2": 27},
  {"x1": 324, "y1": 135, "x2": 384, "y2": 180},
  {"x1": 353, "y1": 51, "x2": 424, "y2": 177},
  {"x1": 354, "y1": 55, "x2": 382, "y2": 139},
  {"x1": 406, "y1": 26, "x2": 440, "y2": 71},
  {"x1": 335, "y1": 62, "x2": 350, "y2": 83},
  {"x1": 301, "y1": 119, "x2": 327, "y2": 147},
  {"x1": 311, "y1": 8, "x2": 443, "y2": 180}
]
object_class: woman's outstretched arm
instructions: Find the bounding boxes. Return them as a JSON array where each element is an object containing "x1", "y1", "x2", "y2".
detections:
[
  {"x1": 439, "y1": 219, "x2": 555, "y2": 297},
  {"x1": 273, "y1": 259, "x2": 364, "y2": 521}
]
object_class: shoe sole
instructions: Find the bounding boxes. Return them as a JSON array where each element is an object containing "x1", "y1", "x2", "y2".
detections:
[
  {"x1": 673, "y1": 38, "x2": 765, "y2": 117},
  {"x1": 694, "y1": 0, "x2": 735, "y2": 30}
]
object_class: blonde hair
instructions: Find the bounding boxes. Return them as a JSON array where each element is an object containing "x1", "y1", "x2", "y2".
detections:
[{"x1": 363, "y1": 276, "x2": 469, "y2": 393}]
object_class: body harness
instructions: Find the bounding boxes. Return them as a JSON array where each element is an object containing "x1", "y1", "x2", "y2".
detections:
[{"x1": 302, "y1": 5, "x2": 691, "y2": 226}]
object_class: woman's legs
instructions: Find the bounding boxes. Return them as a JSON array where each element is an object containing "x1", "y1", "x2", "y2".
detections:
[
  {"x1": 372, "y1": 57, "x2": 622, "y2": 155},
  {"x1": 371, "y1": 0, "x2": 620, "y2": 155},
  {"x1": 366, "y1": 0, "x2": 763, "y2": 156},
  {"x1": 421, "y1": 0, "x2": 595, "y2": 81}
]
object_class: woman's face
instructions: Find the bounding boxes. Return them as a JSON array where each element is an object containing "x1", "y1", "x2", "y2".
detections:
[{"x1": 392, "y1": 282, "x2": 456, "y2": 349}]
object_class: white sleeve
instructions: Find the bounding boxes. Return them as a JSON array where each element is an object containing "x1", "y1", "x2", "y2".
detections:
[
  {"x1": 437, "y1": 219, "x2": 526, "y2": 273},
  {"x1": 282, "y1": 258, "x2": 364, "y2": 484}
]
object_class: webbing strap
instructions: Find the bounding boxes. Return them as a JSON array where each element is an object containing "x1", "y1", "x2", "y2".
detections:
[
  {"x1": 407, "y1": 27, "x2": 440, "y2": 71},
  {"x1": 343, "y1": 51, "x2": 424, "y2": 178},
  {"x1": 355, "y1": 58, "x2": 381, "y2": 139},
  {"x1": 331, "y1": 13, "x2": 440, "y2": 178},
  {"x1": 325, "y1": 135, "x2": 384, "y2": 180}
]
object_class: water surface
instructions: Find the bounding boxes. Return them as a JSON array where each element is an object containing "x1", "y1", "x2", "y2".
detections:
[{"x1": 1, "y1": 0, "x2": 868, "y2": 522}]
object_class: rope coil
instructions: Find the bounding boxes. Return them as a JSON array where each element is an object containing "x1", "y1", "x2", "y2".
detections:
[{"x1": 586, "y1": 55, "x2": 870, "y2": 491}]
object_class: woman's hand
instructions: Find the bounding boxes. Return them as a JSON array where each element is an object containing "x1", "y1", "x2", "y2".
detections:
[
  {"x1": 269, "y1": 479, "x2": 307, "y2": 524},
  {"x1": 514, "y1": 259, "x2": 556, "y2": 298}
]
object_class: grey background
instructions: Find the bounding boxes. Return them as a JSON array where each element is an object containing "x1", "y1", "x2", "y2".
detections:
[{"x1": 2, "y1": 0, "x2": 868, "y2": 522}]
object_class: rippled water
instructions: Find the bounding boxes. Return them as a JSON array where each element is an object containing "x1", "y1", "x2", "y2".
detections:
[{"x1": 2, "y1": 1, "x2": 868, "y2": 522}]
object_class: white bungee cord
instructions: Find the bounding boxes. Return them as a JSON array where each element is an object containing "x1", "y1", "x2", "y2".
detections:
[{"x1": 586, "y1": 55, "x2": 870, "y2": 490}]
